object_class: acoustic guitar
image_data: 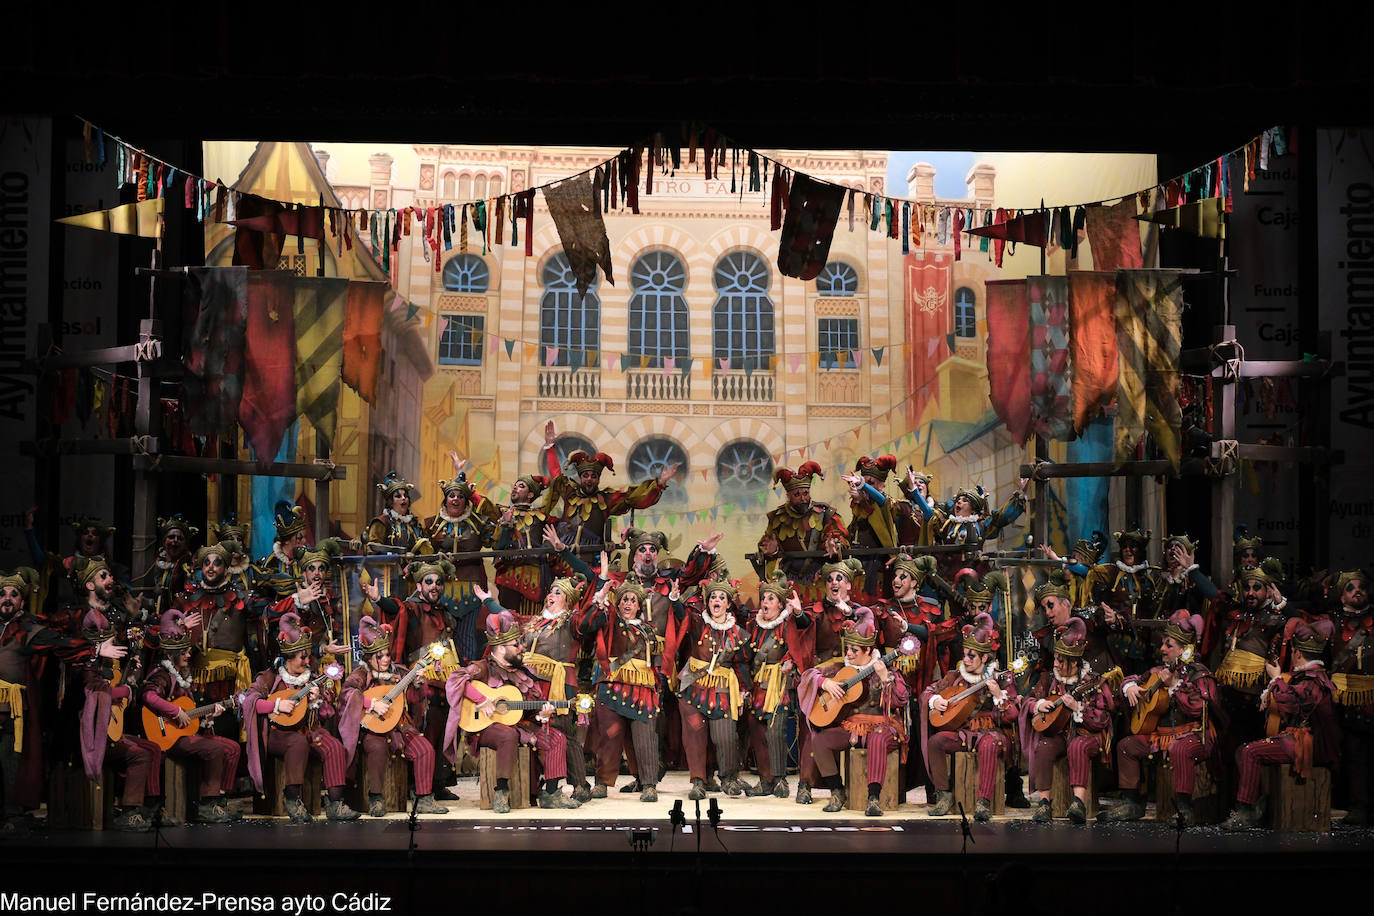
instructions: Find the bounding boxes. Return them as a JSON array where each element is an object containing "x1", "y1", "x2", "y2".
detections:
[
  {"x1": 808, "y1": 636, "x2": 920, "y2": 728},
  {"x1": 928, "y1": 655, "x2": 1029, "y2": 730},
  {"x1": 361, "y1": 643, "x2": 447, "y2": 734},
  {"x1": 1031, "y1": 666, "x2": 1123, "y2": 734},
  {"x1": 106, "y1": 628, "x2": 143, "y2": 742},
  {"x1": 141, "y1": 695, "x2": 238, "y2": 752},
  {"x1": 1126, "y1": 651, "x2": 1193, "y2": 735},
  {"x1": 458, "y1": 681, "x2": 594, "y2": 733},
  {"x1": 1264, "y1": 632, "x2": 1288, "y2": 738},
  {"x1": 267, "y1": 664, "x2": 343, "y2": 727}
]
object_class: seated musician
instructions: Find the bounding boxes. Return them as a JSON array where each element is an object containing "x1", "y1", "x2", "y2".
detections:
[
  {"x1": 79, "y1": 604, "x2": 162, "y2": 832},
  {"x1": 241, "y1": 612, "x2": 359, "y2": 824},
  {"x1": 1105, "y1": 609, "x2": 1221, "y2": 825},
  {"x1": 1023, "y1": 618, "x2": 1116, "y2": 825},
  {"x1": 338, "y1": 616, "x2": 448, "y2": 817},
  {"x1": 1331, "y1": 568, "x2": 1374, "y2": 825},
  {"x1": 922, "y1": 613, "x2": 1020, "y2": 821},
  {"x1": 744, "y1": 573, "x2": 809, "y2": 798},
  {"x1": 798, "y1": 612, "x2": 908, "y2": 815},
  {"x1": 177, "y1": 543, "x2": 256, "y2": 709},
  {"x1": 1223, "y1": 619, "x2": 1339, "y2": 830},
  {"x1": 141, "y1": 610, "x2": 240, "y2": 824},
  {"x1": 443, "y1": 609, "x2": 581, "y2": 813}
]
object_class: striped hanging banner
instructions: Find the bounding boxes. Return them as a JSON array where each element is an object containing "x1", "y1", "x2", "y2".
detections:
[
  {"x1": 292, "y1": 277, "x2": 349, "y2": 452},
  {"x1": 1113, "y1": 270, "x2": 1185, "y2": 472}
]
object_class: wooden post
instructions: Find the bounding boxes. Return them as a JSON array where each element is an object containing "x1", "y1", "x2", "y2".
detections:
[{"x1": 1209, "y1": 323, "x2": 1237, "y2": 589}]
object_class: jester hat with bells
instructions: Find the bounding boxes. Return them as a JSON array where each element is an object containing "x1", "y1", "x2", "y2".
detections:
[
  {"x1": 378, "y1": 470, "x2": 420, "y2": 504},
  {"x1": 195, "y1": 542, "x2": 232, "y2": 570},
  {"x1": 69, "y1": 555, "x2": 111, "y2": 593},
  {"x1": 1034, "y1": 568, "x2": 1075, "y2": 605},
  {"x1": 357, "y1": 615, "x2": 391, "y2": 657},
  {"x1": 547, "y1": 572, "x2": 586, "y2": 610},
  {"x1": 960, "y1": 570, "x2": 1009, "y2": 609},
  {"x1": 0, "y1": 566, "x2": 38, "y2": 611},
  {"x1": 1162, "y1": 608, "x2": 1205, "y2": 649},
  {"x1": 1072, "y1": 531, "x2": 1107, "y2": 567},
  {"x1": 820, "y1": 556, "x2": 864, "y2": 586},
  {"x1": 1052, "y1": 616, "x2": 1089, "y2": 659},
  {"x1": 567, "y1": 450, "x2": 615, "y2": 478},
  {"x1": 703, "y1": 574, "x2": 740, "y2": 608},
  {"x1": 294, "y1": 538, "x2": 342, "y2": 574},
  {"x1": 611, "y1": 577, "x2": 649, "y2": 614},
  {"x1": 1114, "y1": 526, "x2": 1151, "y2": 552},
  {"x1": 485, "y1": 608, "x2": 523, "y2": 649},
  {"x1": 408, "y1": 557, "x2": 455, "y2": 589},
  {"x1": 951, "y1": 486, "x2": 989, "y2": 517},
  {"x1": 70, "y1": 515, "x2": 115, "y2": 541},
  {"x1": 210, "y1": 514, "x2": 248, "y2": 547},
  {"x1": 758, "y1": 571, "x2": 793, "y2": 605},
  {"x1": 438, "y1": 472, "x2": 476, "y2": 502},
  {"x1": 1284, "y1": 616, "x2": 1334, "y2": 661},
  {"x1": 892, "y1": 553, "x2": 937, "y2": 590},
  {"x1": 276, "y1": 611, "x2": 313, "y2": 656},
  {"x1": 1233, "y1": 524, "x2": 1263, "y2": 563},
  {"x1": 159, "y1": 608, "x2": 194, "y2": 654},
  {"x1": 273, "y1": 501, "x2": 307, "y2": 542},
  {"x1": 515, "y1": 473, "x2": 550, "y2": 501},
  {"x1": 962, "y1": 612, "x2": 1000, "y2": 657},
  {"x1": 1331, "y1": 569, "x2": 1370, "y2": 606},
  {"x1": 774, "y1": 460, "x2": 823, "y2": 492},
  {"x1": 838, "y1": 608, "x2": 879, "y2": 652},
  {"x1": 854, "y1": 454, "x2": 897, "y2": 483},
  {"x1": 158, "y1": 513, "x2": 200, "y2": 542}
]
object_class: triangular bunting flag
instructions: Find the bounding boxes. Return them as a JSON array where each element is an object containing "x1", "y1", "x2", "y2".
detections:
[
  {"x1": 871, "y1": 347, "x2": 884, "y2": 366},
  {"x1": 504, "y1": 338, "x2": 516, "y2": 359}
]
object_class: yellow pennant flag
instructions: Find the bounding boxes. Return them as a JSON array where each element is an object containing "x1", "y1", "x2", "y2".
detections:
[
  {"x1": 57, "y1": 198, "x2": 164, "y2": 238},
  {"x1": 1135, "y1": 196, "x2": 1226, "y2": 239}
]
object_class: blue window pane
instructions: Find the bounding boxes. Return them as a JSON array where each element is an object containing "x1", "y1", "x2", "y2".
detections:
[
  {"x1": 954, "y1": 286, "x2": 977, "y2": 338},
  {"x1": 540, "y1": 252, "x2": 601, "y2": 367},
  {"x1": 442, "y1": 253, "x2": 490, "y2": 293},
  {"x1": 816, "y1": 261, "x2": 858, "y2": 296},
  {"x1": 629, "y1": 252, "x2": 688, "y2": 368},
  {"x1": 712, "y1": 251, "x2": 774, "y2": 364},
  {"x1": 438, "y1": 315, "x2": 485, "y2": 366},
  {"x1": 817, "y1": 318, "x2": 859, "y2": 369}
]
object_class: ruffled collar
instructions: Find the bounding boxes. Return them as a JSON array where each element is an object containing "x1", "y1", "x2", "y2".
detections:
[
  {"x1": 385, "y1": 509, "x2": 415, "y2": 524},
  {"x1": 1161, "y1": 564, "x2": 1199, "y2": 585},
  {"x1": 276, "y1": 666, "x2": 311, "y2": 687},
  {"x1": 437, "y1": 507, "x2": 470, "y2": 524},
  {"x1": 1116, "y1": 559, "x2": 1150, "y2": 574},
  {"x1": 754, "y1": 609, "x2": 791, "y2": 630},
  {"x1": 703, "y1": 612, "x2": 736, "y2": 632},
  {"x1": 948, "y1": 513, "x2": 981, "y2": 524},
  {"x1": 958, "y1": 661, "x2": 995, "y2": 684},
  {"x1": 228, "y1": 562, "x2": 250, "y2": 576},
  {"x1": 540, "y1": 607, "x2": 571, "y2": 622},
  {"x1": 1052, "y1": 668, "x2": 1082, "y2": 686},
  {"x1": 272, "y1": 543, "x2": 294, "y2": 566},
  {"x1": 161, "y1": 659, "x2": 193, "y2": 689}
]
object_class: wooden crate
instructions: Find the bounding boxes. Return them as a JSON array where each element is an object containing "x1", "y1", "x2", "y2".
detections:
[
  {"x1": 954, "y1": 751, "x2": 1005, "y2": 817},
  {"x1": 346, "y1": 752, "x2": 410, "y2": 813},
  {"x1": 47, "y1": 762, "x2": 113, "y2": 830},
  {"x1": 479, "y1": 747, "x2": 529, "y2": 810},
  {"x1": 841, "y1": 747, "x2": 902, "y2": 812},
  {"x1": 1050, "y1": 757, "x2": 1099, "y2": 820},
  {"x1": 1261, "y1": 765, "x2": 1331, "y2": 833},
  {"x1": 161, "y1": 756, "x2": 202, "y2": 825},
  {"x1": 1153, "y1": 758, "x2": 1222, "y2": 824},
  {"x1": 253, "y1": 755, "x2": 323, "y2": 816}
]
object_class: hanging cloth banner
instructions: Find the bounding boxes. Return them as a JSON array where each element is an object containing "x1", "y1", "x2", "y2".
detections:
[
  {"x1": 57, "y1": 198, "x2": 165, "y2": 238},
  {"x1": 966, "y1": 209, "x2": 1050, "y2": 247},
  {"x1": 1085, "y1": 198, "x2": 1144, "y2": 272},
  {"x1": 543, "y1": 173, "x2": 615, "y2": 299},
  {"x1": 341, "y1": 280, "x2": 388, "y2": 404},
  {"x1": 181, "y1": 267, "x2": 248, "y2": 439},
  {"x1": 292, "y1": 277, "x2": 349, "y2": 453},
  {"x1": 239, "y1": 271, "x2": 299, "y2": 466},
  {"x1": 1113, "y1": 270, "x2": 1185, "y2": 472},
  {"x1": 1067, "y1": 270, "x2": 1119, "y2": 434},
  {"x1": 1135, "y1": 196, "x2": 1227, "y2": 239},
  {"x1": 1028, "y1": 275, "x2": 1074, "y2": 441},
  {"x1": 903, "y1": 252, "x2": 952, "y2": 422},
  {"x1": 777, "y1": 173, "x2": 845, "y2": 281},
  {"x1": 984, "y1": 279, "x2": 1032, "y2": 445},
  {"x1": 231, "y1": 196, "x2": 288, "y2": 270}
]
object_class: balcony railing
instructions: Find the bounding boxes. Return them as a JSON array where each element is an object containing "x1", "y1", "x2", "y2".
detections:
[
  {"x1": 711, "y1": 370, "x2": 775, "y2": 402},
  {"x1": 626, "y1": 368, "x2": 691, "y2": 400},
  {"x1": 537, "y1": 367, "x2": 600, "y2": 399}
]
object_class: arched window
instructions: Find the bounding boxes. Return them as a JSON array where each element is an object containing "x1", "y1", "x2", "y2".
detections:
[
  {"x1": 442, "y1": 253, "x2": 490, "y2": 293},
  {"x1": 457, "y1": 174, "x2": 472, "y2": 202},
  {"x1": 816, "y1": 261, "x2": 859, "y2": 295},
  {"x1": 489, "y1": 174, "x2": 504, "y2": 199},
  {"x1": 715, "y1": 440, "x2": 774, "y2": 498},
  {"x1": 954, "y1": 286, "x2": 977, "y2": 338},
  {"x1": 628, "y1": 437, "x2": 688, "y2": 503},
  {"x1": 629, "y1": 251, "x2": 689, "y2": 369},
  {"x1": 712, "y1": 251, "x2": 774, "y2": 368},
  {"x1": 473, "y1": 175, "x2": 488, "y2": 200},
  {"x1": 540, "y1": 252, "x2": 600, "y2": 368}
]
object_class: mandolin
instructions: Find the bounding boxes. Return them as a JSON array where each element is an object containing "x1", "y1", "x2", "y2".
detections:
[
  {"x1": 267, "y1": 664, "x2": 342, "y2": 727},
  {"x1": 1032, "y1": 666, "x2": 1123, "y2": 734},
  {"x1": 107, "y1": 627, "x2": 143, "y2": 742},
  {"x1": 141, "y1": 695, "x2": 238, "y2": 751},
  {"x1": 809, "y1": 636, "x2": 920, "y2": 728},
  {"x1": 929, "y1": 655, "x2": 1029, "y2": 730},
  {"x1": 360, "y1": 643, "x2": 446, "y2": 734},
  {"x1": 458, "y1": 681, "x2": 594, "y2": 733}
]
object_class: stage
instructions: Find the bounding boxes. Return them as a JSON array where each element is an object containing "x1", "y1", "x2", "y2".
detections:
[{"x1": 6, "y1": 771, "x2": 1372, "y2": 911}]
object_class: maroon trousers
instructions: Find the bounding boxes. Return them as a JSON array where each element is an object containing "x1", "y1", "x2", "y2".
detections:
[
  {"x1": 746, "y1": 709, "x2": 788, "y2": 782},
  {"x1": 476, "y1": 721, "x2": 567, "y2": 781},
  {"x1": 1028, "y1": 732, "x2": 1105, "y2": 792},
  {"x1": 360, "y1": 725, "x2": 434, "y2": 795},
  {"x1": 169, "y1": 734, "x2": 240, "y2": 797},
  {"x1": 1116, "y1": 732, "x2": 1213, "y2": 794},
  {"x1": 810, "y1": 723, "x2": 901, "y2": 784},
  {"x1": 266, "y1": 726, "x2": 347, "y2": 789},
  {"x1": 106, "y1": 736, "x2": 162, "y2": 806},
  {"x1": 1234, "y1": 734, "x2": 1297, "y2": 805},
  {"x1": 929, "y1": 729, "x2": 1010, "y2": 798},
  {"x1": 593, "y1": 703, "x2": 658, "y2": 788}
]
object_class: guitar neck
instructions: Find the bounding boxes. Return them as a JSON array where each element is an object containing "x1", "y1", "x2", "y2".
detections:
[
  {"x1": 495, "y1": 697, "x2": 578, "y2": 711},
  {"x1": 291, "y1": 674, "x2": 331, "y2": 702},
  {"x1": 840, "y1": 648, "x2": 901, "y2": 691},
  {"x1": 383, "y1": 661, "x2": 429, "y2": 703}
]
